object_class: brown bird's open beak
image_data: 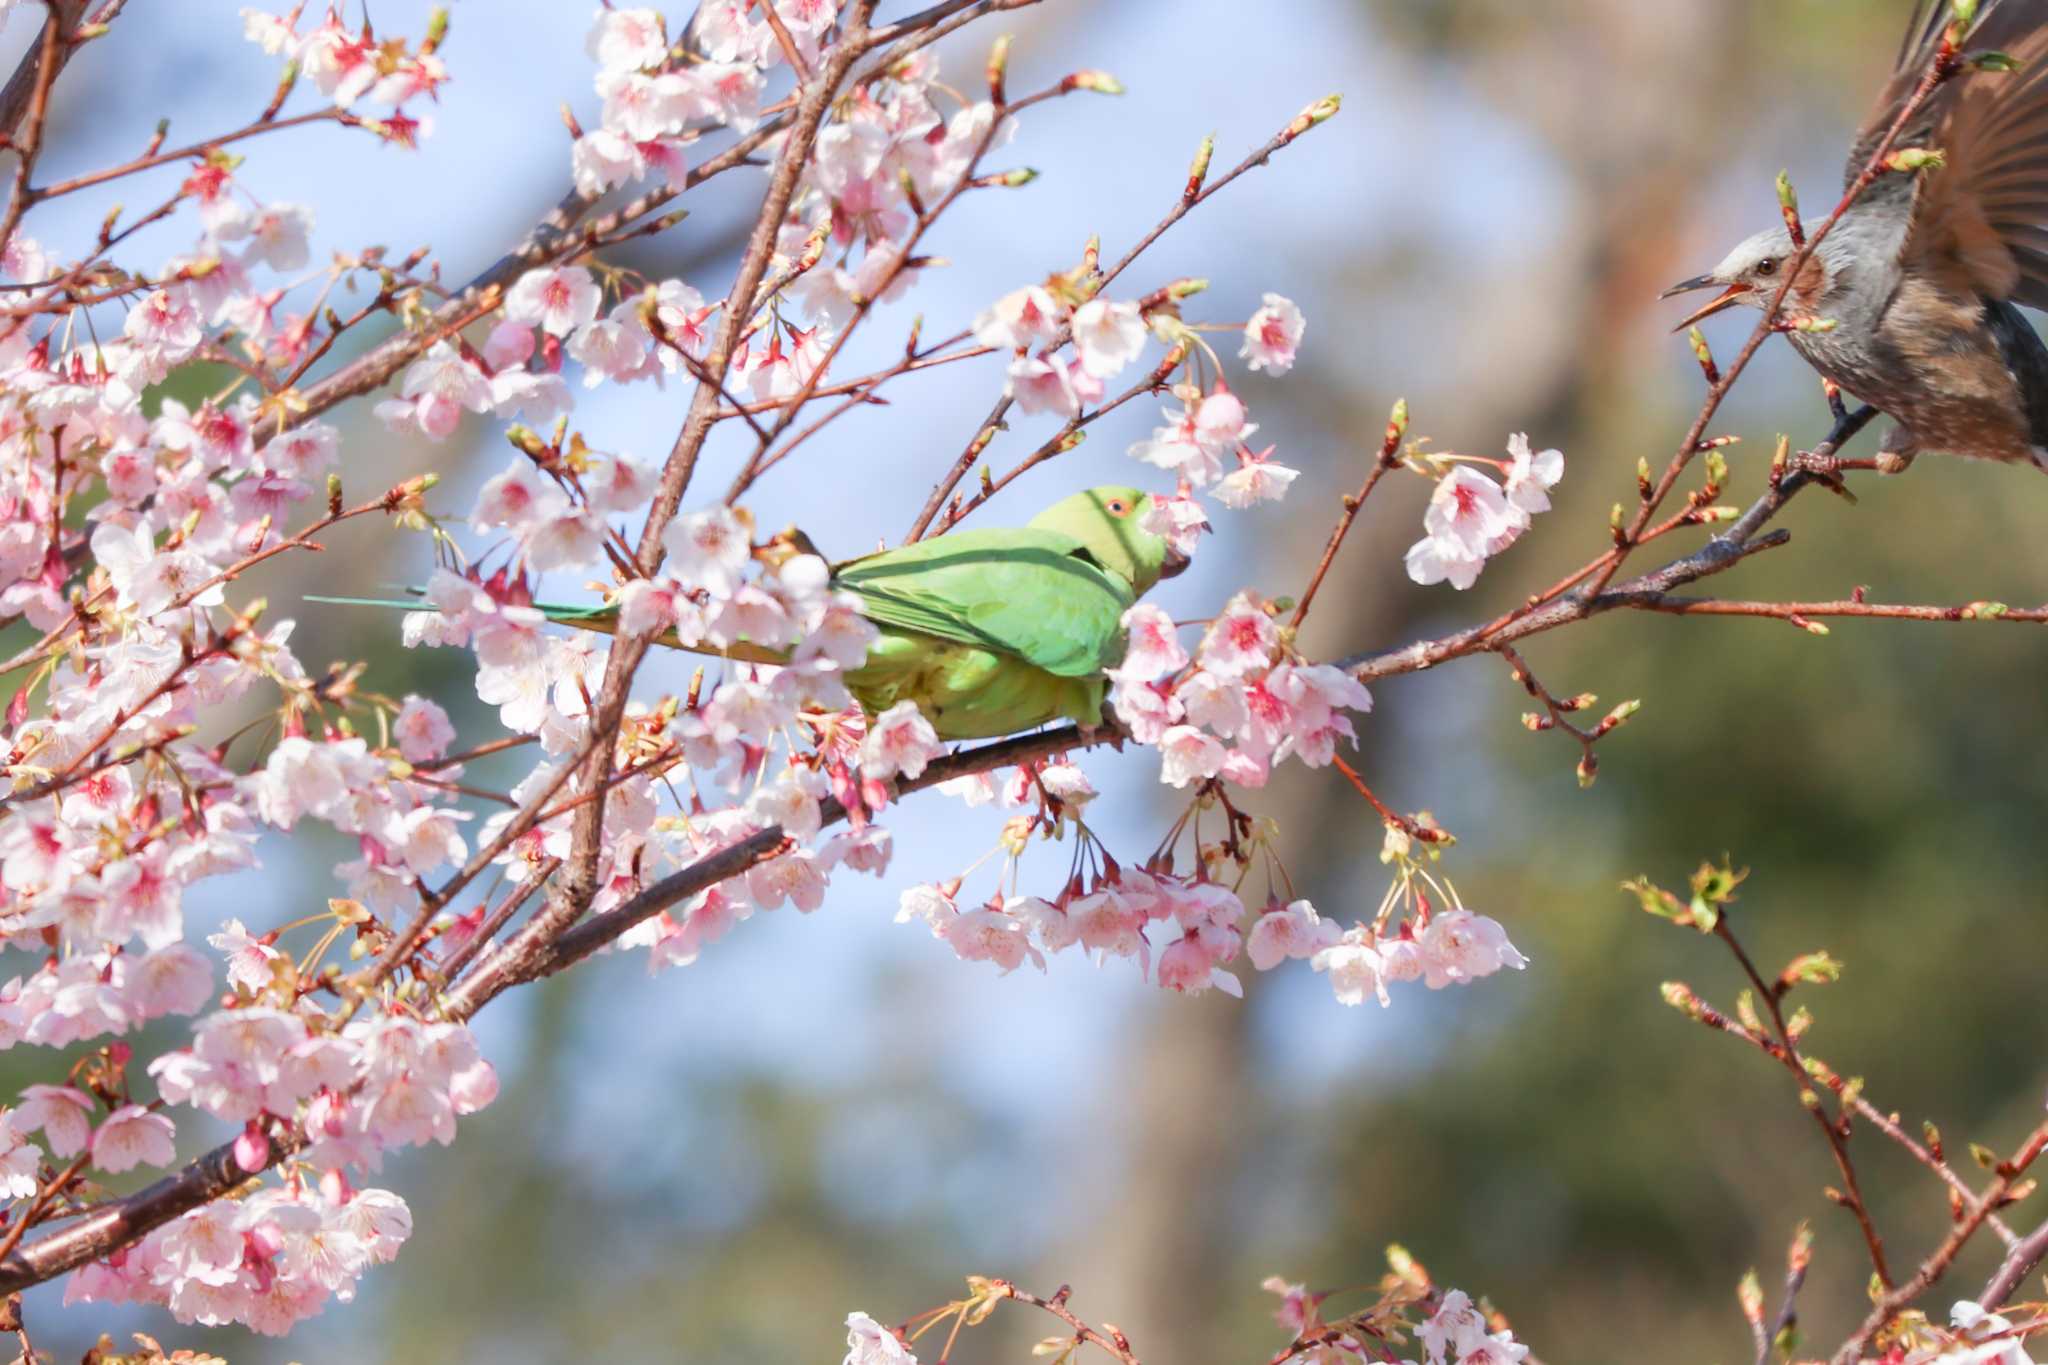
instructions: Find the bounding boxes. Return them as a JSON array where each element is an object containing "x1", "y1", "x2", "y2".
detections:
[
  {"x1": 1160, "y1": 543, "x2": 1192, "y2": 579},
  {"x1": 1660, "y1": 275, "x2": 1746, "y2": 332}
]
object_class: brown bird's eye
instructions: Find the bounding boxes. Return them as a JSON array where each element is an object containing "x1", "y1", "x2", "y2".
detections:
[
  {"x1": 1755, "y1": 257, "x2": 1778, "y2": 277},
  {"x1": 1105, "y1": 497, "x2": 1130, "y2": 516}
]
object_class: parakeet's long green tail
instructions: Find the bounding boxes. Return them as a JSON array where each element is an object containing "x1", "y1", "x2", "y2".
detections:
[{"x1": 304, "y1": 594, "x2": 789, "y2": 666}]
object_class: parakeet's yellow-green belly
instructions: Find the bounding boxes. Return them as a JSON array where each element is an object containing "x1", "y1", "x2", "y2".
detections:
[{"x1": 845, "y1": 628, "x2": 1105, "y2": 741}]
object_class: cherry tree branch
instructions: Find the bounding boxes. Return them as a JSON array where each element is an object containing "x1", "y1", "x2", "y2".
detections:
[
  {"x1": 903, "y1": 93, "x2": 1341, "y2": 542},
  {"x1": 1982, "y1": 1217, "x2": 2048, "y2": 1311}
]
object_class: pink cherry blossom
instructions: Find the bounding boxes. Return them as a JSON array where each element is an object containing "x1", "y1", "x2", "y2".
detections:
[
  {"x1": 17, "y1": 1084, "x2": 95, "y2": 1156},
  {"x1": 1004, "y1": 355, "x2": 1080, "y2": 417},
  {"x1": 861, "y1": 701, "x2": 941, "y2": 782},
  {"x1": 661, "y1": 505, "x2": 753, "y2": 595},
  {"x1": 1311, "y1": 930, "x2": 1389, "y2": 1008},
  {"x1": 1157, "y1": 725, "x2": 1226, "y2": 788},
  {"x1": 91, "y1": 1104, "x2": 177, "y2": 1173},
  {"x1": 1247, "y1": 899, "x2": 1341, "y2": 970},
  {"x1": 1197, "y1": 592, "x2": 1279, "y2": 679},
  {"x1": 1213, "y1": 445, "x2": 1300, "y2": 508},
  {"x1": 1241, "y1": 292, "x2": 1305, "y2": 374},
  {"x1": 504, "y1": 266, "x2": 602, "y2": 338},
  {"x1": 1418, "y1": 910, "x2": 1528, "y2": 988},
  {"x1": 1503, "y1": 432, "x2": 1565, "y2": 519},
  {"x1": 971, "y1": 284, "x2": 1063, "y2": 352},
  {"x1": 1117, "y1": 602, "x2": 1188, "y2": 681},
  {"x1": 942, "y1": 906, "x2": 1044, "y2": 973},
  {"x1": 1072, "y1": 298, "x2": 1146, "y2": 378},
  {"x1": 845, "y1": 1311, "x2": 920, "y2": 1365},
  {"x1": 586, "y1": 7, "x2": 668, "y2": 72}
]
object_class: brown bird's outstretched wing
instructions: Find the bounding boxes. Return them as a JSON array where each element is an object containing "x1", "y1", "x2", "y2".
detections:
[{"x1": 1851, "y1": 0, "x2": 2048, "y2": 309}]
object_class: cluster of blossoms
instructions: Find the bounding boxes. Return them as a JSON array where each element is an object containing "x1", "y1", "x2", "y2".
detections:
[
  {"x1": 1403, "y1": 435, "x2": 1564, "y2": 591},
  {"x1": 240, "y1": 8, "x2": 450, "y2": 115},
  {"x1": 65, "y1": 1178, "x2": 412, "y2": 1336},
  {"x1": 0, "y1": 0, "x2": 1553, "y2": 1347},
  {"x1": 976, "y1": 279, "x2": 1306, "y2": 526},
  {"x1": 1263, "y1": 1283, "x2": 1533, "y2": 1365},
  {"x1": 1113, "y1": 590, "x2": 1372, "y2": 789},
  {"x1": 0, "y1": 5, "x2": 493, "y2": 1334},
  {"x1": 840, "y1": 1275, "x2": 1539, "y2": 1365},
  {"x1": 895, "y1": 804, "x2": 1523, "y2": 1008}
]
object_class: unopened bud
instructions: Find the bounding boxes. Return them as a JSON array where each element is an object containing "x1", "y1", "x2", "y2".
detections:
[
  {"x1": 1055, "y1": 430, "x2": 1086, "y2": 453},
  {"x1": 1066, "y1": 69, "x2": 1125, "y2": 95},
  {"x1": 1687, "y1": 326, "x2": 1720, "y2": 385},
  {"x1": 1598, "y1": 699, "x2": 1641, "y2": 733},
  {"x1": 1166, "y1": 277, "x2": 1209, "y2": 301},
  {"x1": 1186, "y1": 132, "x2": 1215, "y2": 201},
  {"x1": 1953, "y1": 0, "x2": 1981, "y2": 29},
  {"x1": 1521, "y1": 712, "x2": 1546, "y2": 732},
  {"x1": 985, "y1": 33, "x2": 1011, "y2": 104},
  {"x1": 1381, "y1": 398, "x2": 1409, "y2": 466},
  {"x1": 1791, "y1": 614, "x2": 1830, "y2": 636},
  {"x1": 1970, "y1": 49, "x2": 2020, "y2": 71},
  {"x1": 1786, "y1": 1005, "x2": 1813, "y2": 1041},
  {"x1": 1284, "y1": 94, "x2": 1342, "y2": 140},
  {"x1": 977, "y1": 167, "x2": 1038, "y2": 189},
  {"x1": 1706, "y1": 450, "x2": 1729, "y2": 488},
  {"x1": 505, "y1": 424, "x2": 548, "y2": 459},
  {"x1": 1963, "y1": 600, "x2": 2010, "y2": 619},
  {"x1": 1738, "y1": 1270, "x2": 1764, "y2": 1326},
  {"x1": 1883, "y1": 146, "x2": 1945, "y2": 174},
  {"x1": 1776, "y1": 170, "x2": 1806, "y2": 247},
  {"x1": 326, "y1": 473, "x2": 343, "y2": 517},
  {"x1": 1661, "y1": 981, "x2": 1703, "y2": 1019},
  {"x1": 1636, "y1": 456, "x2": 1653, "y2": 500},
  {"x1": 1577, "y1": 751, "x2": 1598, "y2": 788},
  {"x1": 424, "y1": 6, "x2": 450, "y2": 53}
]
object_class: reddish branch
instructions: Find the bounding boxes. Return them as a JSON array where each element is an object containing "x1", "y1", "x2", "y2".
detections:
[
  {"x1": 902, "y1": 93, "x2": 1341, "y2": 542},
  {"x1": 1576, "y1": 29, "x2": 1960, "y2": 608},
  {"x1": 1708, "y1": 916, "x2": 1894, "y2": 1288}
]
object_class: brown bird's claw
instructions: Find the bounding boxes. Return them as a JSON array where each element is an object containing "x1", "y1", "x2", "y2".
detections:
[{"x1": 1778, "y1": 448, "x2": 1861, "y2": 504}]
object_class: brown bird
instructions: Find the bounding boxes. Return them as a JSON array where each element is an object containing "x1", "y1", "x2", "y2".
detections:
[{"x1": 1663, "y1": 0, "x2": 2048, "y2": 474}]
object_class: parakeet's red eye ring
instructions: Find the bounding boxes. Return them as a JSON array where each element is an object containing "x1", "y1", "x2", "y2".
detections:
[{"x1": 1104, "y1": 497, "x2": 1131, "y2": 516}]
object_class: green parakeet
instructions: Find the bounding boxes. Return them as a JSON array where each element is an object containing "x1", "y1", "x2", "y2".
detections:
[{"x1": 322, "y1": 486, "x2": 1188, "y2": 742}]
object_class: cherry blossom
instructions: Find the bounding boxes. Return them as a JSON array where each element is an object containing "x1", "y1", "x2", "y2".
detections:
[
  {"x1": 1241, "y1": 292, "x2": 1306, "y2": 374},
  {"x1": 972, "y1": 284, "x2": 1064, "y2": 352},
  {"x1": 504, "y1": 266, "x2": 603, "y2": 339},
  {"x1": 1247, "y1": 899, "x2": 1341, "y2": 970},
  {"x1": 861, "y1": 701, "x2": 942, "y2": 782},
  {"x1": 1071, "y1": 298, "x2": 1147, "y2": 378},
  {"x1": 91, "y1": 1104, "x2": 178, "y2": 1174},
  {"x1": 844, "y1": 1311, "x2": 920, "y2": 1365}
]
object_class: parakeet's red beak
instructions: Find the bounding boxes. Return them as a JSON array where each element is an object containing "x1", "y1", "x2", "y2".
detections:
[
  {"x1": 1161, "y1": 544, "x2": 1191, "y2": 579},
  {"x1": 1661, "y1": 275, "x2": 1747, "y2": 332}
]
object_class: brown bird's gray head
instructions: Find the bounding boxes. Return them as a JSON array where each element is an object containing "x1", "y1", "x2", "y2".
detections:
[
  {"x1": 1661, "y1": 225, "x2": 1863, "y2": 332},
  {"x1": 1659, "y1": 0, "x2": 2048, "y2": 475}
]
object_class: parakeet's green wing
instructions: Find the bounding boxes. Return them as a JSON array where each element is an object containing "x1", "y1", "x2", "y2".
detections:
[{"x1": 832, "y1": 527, "x2": 1133, "y2": 678}]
